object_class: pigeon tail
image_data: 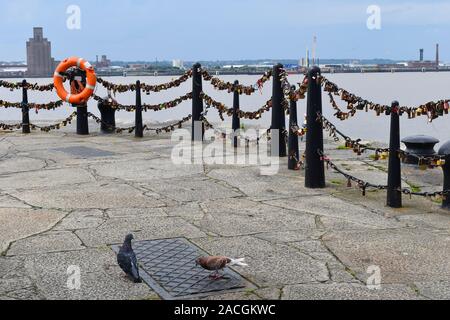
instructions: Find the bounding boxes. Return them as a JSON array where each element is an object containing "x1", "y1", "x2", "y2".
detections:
[{"x1": 228, "y1": 258, "x2": 248, "y2": 267}]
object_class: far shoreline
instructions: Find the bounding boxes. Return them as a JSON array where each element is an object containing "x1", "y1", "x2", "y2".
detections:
[{"x1": 2, "y1": 67, "x2": 450, "y2": 80}]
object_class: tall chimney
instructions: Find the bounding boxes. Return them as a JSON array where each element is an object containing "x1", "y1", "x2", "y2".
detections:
[
  {"x1": 436, "y1": 43, "x2": 439, "y2": 66},
  {"x1": 419, "y1": 49, "x2": 424, "y2": 62}
]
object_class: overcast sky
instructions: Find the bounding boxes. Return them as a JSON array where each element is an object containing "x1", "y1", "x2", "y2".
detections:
[{"x1": 0, "y1": 0, "x2": 449, "y2": 62}]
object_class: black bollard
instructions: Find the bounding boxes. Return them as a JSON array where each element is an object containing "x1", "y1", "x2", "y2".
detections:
[
  {"x1": 305, "y1": 67, "x2": 325, "y2": 188},
  {"x1": 438, "y1": 141, "x2": 450, "y2": 209},
  {"x1": 271, "y1": 63, "x2": 287, "y2": 157},
  {"x1": 135, "y1": 80, "x2": 144, "y2": 138},
  {"x1": 97, "y1": 100, "x2": 116, "y2": 134},
  {"x1": 387, "y1": 101, "x2": 402, "y2": 208},
  {"x1": 21, "y1": 80, "x2": 30, "y2": 134},
  {"x1": 76, "y1": 106, "x2": 89, "y2": 135},
  {"x1": 288, "y1": 85, "x2": 300, "y2": 170},
  {"x1": 70, "y1": 70, "x2": 89, "y2": 135},
  {"x1": 232, "y1": 80, "x2": 240, "y2": 148},
  {"x1": 192, "y1": 63, "x2": 204, "y2": 141}
]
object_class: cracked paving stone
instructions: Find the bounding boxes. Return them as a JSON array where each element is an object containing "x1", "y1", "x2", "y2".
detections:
[
  {"x1": 143, "y1": 177, "x2": 242, "y2": 202},
  {"x1": 9, "y1": 183, "x2": 165, "y2": 209},
  {"x1": 264, "y1": 196, "x2": 405, "y2": 230},
  {"x1": 106, "y1": 207, "x2": 167, "y2": 218},
  {"x1": 0, "y1": 157, "x2": 45, "y2": 175},
  {"x1": 193, "y1": 236, "x2": 329, "y2": 287},
  {"x1": 290, "y1": 240, "x2": 357, "y2": 283},
  {"x1": 7, "y1": 231, "x2": 85, "y2": 256},
  {"x1": 0, "y1": 194, "x2": 31, "y2": 209},
  {"x1": 254, "y1": 230, "x2": 325, "y2": 244},
  {"x1": 163, "y1": 202, "x2": 205, "y2": 220},
  {"x1": 207, "y1": 167, "x2": 324, "y2": 201},
  {"x1": 194, "y1": 210, "x2": 316, "y2": 237},
  {"x1": 397, "y1": 213, "x2": 450, "y2": 230},
  {"x1": 75, "y1": 216, "x2": 206, "y2": 247},
  {"x1": 282, "y1": 283, "x2": 422, "y2": 300},
  {"x1": 0, "y1": 208, "x2": 65, "y2": 255},
  {"x1": 20, "y1": 248, "x2": 154, "y2": 300},
  {"x1": 323, "y1": 228, "x2": 450, "y2": 284},
  {"x1": 53, "y1": 209, "x2": 106, "y2": 230},
  {"x1": 0, "y1": 168, "x2": 95, "y2": 191},
  {"x1": 413, "y1": 281, "x2": 450, "y2": 300},
  {"x1": 89, "y1": 157, "x2": 204, "y2": 182}
]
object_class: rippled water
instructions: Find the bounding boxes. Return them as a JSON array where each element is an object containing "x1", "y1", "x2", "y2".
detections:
[{"x1": 1, "y1": 72, "x2": 450, "y2": 146}]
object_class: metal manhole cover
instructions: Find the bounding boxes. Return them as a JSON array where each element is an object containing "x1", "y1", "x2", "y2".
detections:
[
  {"x1": 112, "y1": 238, "x2": 255, "y2": 300},
  {"x1": 53, "y1": 146, "x2": 116, "y2": 158}
]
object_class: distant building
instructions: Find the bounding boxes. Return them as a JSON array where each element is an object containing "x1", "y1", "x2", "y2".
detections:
[
  {"x1": 172, "y1": 59, "x2": 184, "y2": 69},
  {"x1": 26, "y1": 27, "x2": 55, "y2": 77},
  {"x1": 96, "y1": 55, "x2": 111, "y2": 68}
]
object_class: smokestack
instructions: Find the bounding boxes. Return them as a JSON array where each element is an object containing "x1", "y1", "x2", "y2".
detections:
[
  {"x1": 306, "y1": 48, "x2": 310, "y2": 68},
  {"x1": 436, "y1": 43, "x2": 439, "y2": 66},
  {"x1": 419, "y1": 49, "x2": 424, "y2": 62},
  {"x1": 312, "y1": 35, "x2": 317, "y2": 66}
]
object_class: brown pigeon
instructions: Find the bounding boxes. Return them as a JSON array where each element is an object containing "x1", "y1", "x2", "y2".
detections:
[{"x1": 195, "y1": 256, "x2": 248, "y2": 280}]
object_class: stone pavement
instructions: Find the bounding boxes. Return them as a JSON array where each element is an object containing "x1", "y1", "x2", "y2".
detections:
[{"x1": 0, "y1": 123, "x2": 449, "y2": 300}]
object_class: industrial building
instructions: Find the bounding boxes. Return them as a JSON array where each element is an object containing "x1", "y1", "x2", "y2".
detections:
[{"x1": 26, "y1": 27, "x2": 56, "y2": 77}]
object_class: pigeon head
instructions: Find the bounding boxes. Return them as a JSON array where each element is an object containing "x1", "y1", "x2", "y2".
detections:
[
  {"x1": 123, "y1": 234, "x2": 134, "y2": 247},
  {"x1": 195, "y1": 257, "x2": 206, "y2": 266},
  {"x1": 125, "y1": 234, "x2": 134, "y2": 241}
]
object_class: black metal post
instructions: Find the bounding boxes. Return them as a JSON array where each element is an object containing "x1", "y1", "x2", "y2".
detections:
[
  {"x1": 232, "y1": 80, "x2": 240, "y2": 148},
  {"x1": 21, "y1": 80, "x2": 30, "y2": 134},
  {"x1": 387, "y1": 101, "x2": 402, "y2": 208},
  {"x1": 438, "y1": 142, "x2": 450, "y2": 209},
  {"x1": 135, "y1": 80, "x2": 144, "y2": 138},
  {"x1": 288, "y1": 86, "x2": 300, "y2": 170},
  {"x1": 442, "y1": 159, "x2": 450, "y2": 209},
  {"x1": 76, "y1": 106, "x2": 89, "y2": 135},
  {"x1": 69, "y1": 70, "x2": 89, "y2": 135},
  {"x1": 271, "y1": 63, "x2": 287, "y2": 157},
  {"x1": 97, "y1": 100, "x2": 116, "y2": 134},
  {"x1": 192, "y1": 63, "x2": 204, "y2": 141},
  {"x1": 305, "y1": 67, "x2": 325, "y2": 188}
]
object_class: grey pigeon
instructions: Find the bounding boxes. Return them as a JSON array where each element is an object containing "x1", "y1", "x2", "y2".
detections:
[{"x1": 117, "y1": 234, "x2": 142, "y2": 283}]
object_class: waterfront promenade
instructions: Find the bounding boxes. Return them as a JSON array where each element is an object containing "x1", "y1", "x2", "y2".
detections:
[{"x1": 1, "y1": 124, "x2": 449, "y2": 300}]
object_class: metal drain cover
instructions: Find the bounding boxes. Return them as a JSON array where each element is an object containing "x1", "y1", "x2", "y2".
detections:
[
  {"x1": 112, "y1": 238, "x2": 254, "y2": 300},
  {"x1": 53, "y1": 146, "x2": 116, "y2": 158}
]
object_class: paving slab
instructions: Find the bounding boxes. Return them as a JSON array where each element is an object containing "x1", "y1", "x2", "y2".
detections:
[
  {"x1": 0, "y1": 168, "x2": 94, "y2": 191},
  {"x1": 9, "y1": 183, "x2": 164, "y2": 209},
  {"x1": 0, "y1": 157, "x2": 45, "y2": 175},
  {"x1": 0, "y1": 208, "x2": 65, "y2": 255},
  {"x1": 7, "y1": 231, "x2": 85, "y2": 256},
  {"x1": 53, "y1": 209, "x2": 106, "y2": 230},
  {"x1": 264, "y1": 195, "x2": 405, "y2": 230},
  {"x1": 414, "y1": 281, "x2": 450, "y2": 300},
  {"x1": 282, "y1": 283, "x2": 421, "y2": 300},
  {"x1": 76, "y1": 216, "x2": 207, "y2": 247},
  {"x1": 322, "y1": 228, "x2": 450, "y2": 284}
]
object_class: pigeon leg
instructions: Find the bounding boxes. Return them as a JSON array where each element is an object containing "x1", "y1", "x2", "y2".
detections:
[{"x1": 209, "y1": 271, "x2": 225, "y2": 281}]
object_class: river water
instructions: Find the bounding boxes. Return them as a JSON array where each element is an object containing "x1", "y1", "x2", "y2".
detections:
[{"x1": 1, "y1": 72, "x2": 450, "y2": 147}]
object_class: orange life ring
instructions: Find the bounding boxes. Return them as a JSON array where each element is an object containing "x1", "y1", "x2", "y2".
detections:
[{"x1": 53, "y1": 57, "x2": 96, "y2": 105}]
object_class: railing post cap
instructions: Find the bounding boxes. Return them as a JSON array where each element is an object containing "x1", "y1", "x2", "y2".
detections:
[
  {"x1": 308, "y1": 66, "x2": 321, "y2": 77},
  {"x1": 439, "y1": 140, "x2": 450, "y2": 156}
]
